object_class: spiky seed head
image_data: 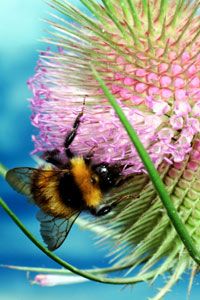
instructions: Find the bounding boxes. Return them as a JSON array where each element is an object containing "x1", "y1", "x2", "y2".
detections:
[{"x1": 28, "y1": 1, "x2": 200, "y2": 299}]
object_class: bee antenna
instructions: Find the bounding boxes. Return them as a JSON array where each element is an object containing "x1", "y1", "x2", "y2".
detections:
[
  {"x1": 124, "y1": 164, "x2": 134, "y2": 169},
  {"x1": 83, "y1": 95, "x2": 87, "y2": 105},
  {"x1": 79, "y1": 95, "x2": 87, "y2": 117}
]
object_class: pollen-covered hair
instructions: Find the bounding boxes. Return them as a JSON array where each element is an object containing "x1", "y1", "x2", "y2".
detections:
[{"x1": 70, "y1": 157, "x2": 102, "y2": 208}]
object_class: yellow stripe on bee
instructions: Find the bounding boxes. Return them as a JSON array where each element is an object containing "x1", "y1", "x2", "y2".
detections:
[{"x1": 70, "y1": 157, "x2": 102, "y2": 208}]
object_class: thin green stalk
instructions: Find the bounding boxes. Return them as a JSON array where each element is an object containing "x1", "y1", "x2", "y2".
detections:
[
  {"x1": 1, "y1": 262, "x2": 133, "y2": 275},
  {"x1": 142, "y1": 0, "x2": 148, "y2": 16},
  {"x1": 126, "y1": 0, "x2": 142, "y2": 29},
  {"x1": 0, "y1": 196, "x2": 156, "y2": 284},
  {"x1": 157, "y1": 0, "x2": 168, "y2": 24},
  {"x1": 147, "y1": 0, "x2": 153, "y2": 36},
  {"x1": 91, "y1": 65, "x2": 200, "y2": 266},
  {"x1": 101, "y1": 0, "x2": 130, "y2": 41},
  {"x1": 169, "y1": 0, "x2": 184, "y2": 28}
]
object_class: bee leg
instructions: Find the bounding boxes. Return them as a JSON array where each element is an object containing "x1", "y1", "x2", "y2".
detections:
[
  {"x1": 90, "y1": 204, "x2": 114, "y2": 216},
  {"x1": 84, "y1": 145, "x2": 97, "y2": 164},
  {"x1": 64, "y1": 98, "x2": 86, "y2": 159},
  {"x1": 42, "y1": 149, "x2": 64, "y2": 168}
]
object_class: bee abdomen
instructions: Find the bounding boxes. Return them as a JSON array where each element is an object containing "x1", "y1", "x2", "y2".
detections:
[
  {"x1": 58, "y1": 173, "x2": 84, "y2": 209},
  {"x1": 31, "y1": 170, "x2": 76, "y2": 218}
]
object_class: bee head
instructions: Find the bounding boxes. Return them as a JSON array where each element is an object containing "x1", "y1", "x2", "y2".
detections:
[{"x1": 92, "y1": 163, "x2": 122, "y2": 192}]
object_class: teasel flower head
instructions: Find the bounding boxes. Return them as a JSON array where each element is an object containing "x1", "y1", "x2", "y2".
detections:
[{"x1": 27, "y1": 1, "x2": 200, "y2": 299}]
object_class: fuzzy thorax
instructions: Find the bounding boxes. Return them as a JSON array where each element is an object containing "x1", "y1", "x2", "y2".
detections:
[{"x1": 70, "y1": 157, "x2": 102, "y2": 208}]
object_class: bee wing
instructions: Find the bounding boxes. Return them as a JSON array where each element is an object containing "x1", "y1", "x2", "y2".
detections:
[
  {"x1": 6, "y1": 167, "x2": 37, "y2": 198},
  {"x1": 36, "y1": 210, "x2": 80, "y2": 251},
  {"x1": 7, "y1": 167, "x2": 79, "y2": 250}
]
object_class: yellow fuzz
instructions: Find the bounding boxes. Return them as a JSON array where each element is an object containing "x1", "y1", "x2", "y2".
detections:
[
  {"x1": 70, "y1": 157, "x2": 102, "y2": 208},
  {"x1": 35, "y1": 169, "x2": 75, "y2": 218}
]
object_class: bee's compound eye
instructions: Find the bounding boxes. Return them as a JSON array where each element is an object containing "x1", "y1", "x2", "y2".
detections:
[
  {"x1": 97, "y1": 165, "x2": 108, "y2": 174},
  {"x1": 100, "y1": 166, "x2": 107, "y2": 173}
]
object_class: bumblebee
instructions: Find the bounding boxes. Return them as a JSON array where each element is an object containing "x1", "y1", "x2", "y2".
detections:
[{"x1": 6, "y1": 102, "x2": 125, "y2": 251}]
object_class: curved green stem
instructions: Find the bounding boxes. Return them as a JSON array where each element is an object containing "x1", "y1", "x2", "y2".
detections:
[
  {"x1": 0, "y1": 164, "x2": 7, "y2": 178},
  {"x1": 1, "y1": 263, "x2": 130, "y2": 275},
  {"x1": 2, "y1": 252, "x2": 152, "y2": 275},
  {"x1": 0, "y1": 196, "x2": 155, "y2": 284},
  {"x1": 91, "y1": 65, "x2": 200, "y2": 266}
]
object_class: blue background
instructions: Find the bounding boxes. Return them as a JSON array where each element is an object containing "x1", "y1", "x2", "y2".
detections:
[{"x1": 0, "y1": 1, "x2": 199, "y2": 299}]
